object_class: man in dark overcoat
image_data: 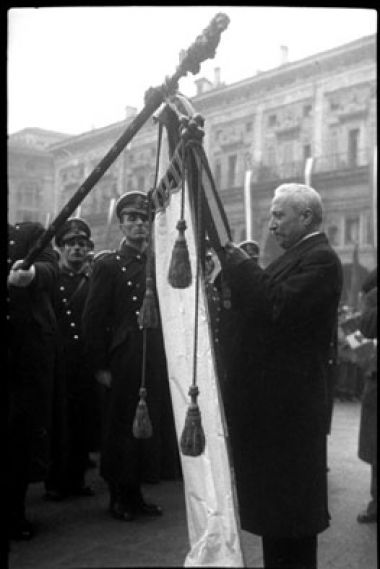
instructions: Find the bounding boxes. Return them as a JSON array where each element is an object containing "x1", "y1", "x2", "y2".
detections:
[
  {"x1": 82, "y1": 191, "x2": 166, "y2": 521},
  {"x1": 45, "y1": 217, "x2": 99, "y2": 500},
  {"x1": 357, "y1": 269, "x2": 377, "y2": 524},
  {"x1": 221, "y1": 183, "x2": 343, "y2": 569},
  {"x1": 8, "y1": 222, "x2": 58, "y2": 540}
]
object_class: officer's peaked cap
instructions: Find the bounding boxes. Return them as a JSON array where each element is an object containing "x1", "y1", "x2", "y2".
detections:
[
  {"x1": 116, "y1": 191, "x2": 150, "y2": 220},
  {"x1": 55, "y1": 217, "x2": 91, "y2": 247}
]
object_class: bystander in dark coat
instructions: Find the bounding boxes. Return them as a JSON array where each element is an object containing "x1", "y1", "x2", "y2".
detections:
[
  {"x1": 357, "y1": 269, "x2": 377, "y2": 524},
  {"x1": 8, "y1": 222, "x2": 58, "y2": 540}
]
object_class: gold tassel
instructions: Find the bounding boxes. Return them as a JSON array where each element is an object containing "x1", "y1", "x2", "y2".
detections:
[
  {"x1": 180, "y1": 385, "x2": 206, "y2": 456},
  {"x1": 138, "y1": 276, "x2": 159, "y2": 329},
  {"x1": 132, "y1": 387, "x2": 153, "y2": 439},
  {"x1": 168, "y1": 219, "x2": 192, "y2": 288}
]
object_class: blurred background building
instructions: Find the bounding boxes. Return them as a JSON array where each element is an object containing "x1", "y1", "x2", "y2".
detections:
[{"x1": 8, "y1": 33, "x2": 377, "y2": 301}]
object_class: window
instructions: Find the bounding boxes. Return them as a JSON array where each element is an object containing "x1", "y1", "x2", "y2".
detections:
[
  {"x1": 268, "y1": 114, "x2": 277, "y2": 127},
  {"x1": 363, "y1": 212, "x2": 374, "y2": 245},
  {"x1": 344, "y1": 215, "x2": 360, "y2": 245},
  {"x1": 303, "y1": 104, "x2": 312, "y2": 117},
  {"x1": 327, "y1": 225, "x2": 339, "y2": 246},
  {"x1": 245, "y1": 121, "x2": 253, "y2": 132},
  {"x1": 303, "y1": 144, "x2": 312, "y2": 159},
  {"x1": 348, "y1": 129, "x2": 360, "y2": 166},
  {"x1": 214, "y1": 160, "x2": 222, "y2": 189},
  {"x1": 227, "y1": 155, "x2": 237, "y2": 188}
]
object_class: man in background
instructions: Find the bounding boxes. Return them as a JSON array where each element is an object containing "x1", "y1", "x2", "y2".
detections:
[{"x1": 357, "y1": 268, "x2": 377, "y2": 524}]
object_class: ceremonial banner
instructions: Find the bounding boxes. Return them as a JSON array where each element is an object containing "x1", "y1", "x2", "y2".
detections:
[{"x1": 154, "y1": 127, "x2": 244, "y2": 567}]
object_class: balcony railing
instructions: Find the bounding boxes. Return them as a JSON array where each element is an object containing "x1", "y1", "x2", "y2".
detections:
[{"x1": 253, "y1": 148, "x2": 372, "y2": 183}]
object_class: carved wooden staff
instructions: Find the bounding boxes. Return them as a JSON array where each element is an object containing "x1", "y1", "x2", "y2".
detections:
[{"x1": 20, "y1": 13, "x2": 230, "y2": 270}]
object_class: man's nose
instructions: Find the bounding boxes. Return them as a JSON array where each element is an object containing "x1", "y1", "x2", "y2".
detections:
[{"x1": 269, "y1": 217, "x2": 276, "y2": 231}]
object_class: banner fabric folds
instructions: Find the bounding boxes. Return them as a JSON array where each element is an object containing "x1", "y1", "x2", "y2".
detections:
[{"x1": 154, "y1": 128, "x2": 244, "y2": 567}]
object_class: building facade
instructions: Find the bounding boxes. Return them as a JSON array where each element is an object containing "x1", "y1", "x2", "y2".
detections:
[{"x1": 8, "y1": 34, "x2": 377, "y2": 275}]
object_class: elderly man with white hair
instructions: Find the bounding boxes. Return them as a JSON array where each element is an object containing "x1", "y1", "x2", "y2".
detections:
[{"x1": 221, "y1": 183, "x2": 343, "y2": 569}]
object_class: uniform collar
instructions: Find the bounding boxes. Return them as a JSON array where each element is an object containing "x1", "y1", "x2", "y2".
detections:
[{"x1": 119, "y1": 242, "x2": 147, "y2": 261}]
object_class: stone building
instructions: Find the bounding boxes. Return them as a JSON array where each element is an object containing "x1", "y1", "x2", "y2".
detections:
[{"x1": 8, "y1": 33, "x2": 377, "y2": 281}]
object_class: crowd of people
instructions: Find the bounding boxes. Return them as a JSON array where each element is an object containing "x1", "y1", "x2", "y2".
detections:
[{"x1": 8, "y1": 182, "x2": 377, "y2": 568}]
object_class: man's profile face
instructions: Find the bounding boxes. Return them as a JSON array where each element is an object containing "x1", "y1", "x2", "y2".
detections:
[
  {"x1": 269, "y1": 195, "x2": 309, "y2": 250},
  {"x1": 119, "y1": 211, "x2": 149, "y2": 246}
]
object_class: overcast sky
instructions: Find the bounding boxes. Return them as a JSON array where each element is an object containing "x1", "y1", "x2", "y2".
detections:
[{"x1": 7, "y1": 6, "x2": 377, "y2": 135}]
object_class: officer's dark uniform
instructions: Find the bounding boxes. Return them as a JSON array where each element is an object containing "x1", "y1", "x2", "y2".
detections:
[
  {"x1": 8, "y1": 222, "x2": 58, "y2": 539},
  {"x1": 82, "y1": 192, "x2": 167, "y2": 521},
  {"x1": 45, "y1": 218, "x2": 99, "y2": 499}
]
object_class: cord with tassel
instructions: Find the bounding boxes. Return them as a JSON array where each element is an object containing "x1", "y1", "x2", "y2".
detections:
[
  {"x1": 133, "y1": 123, "x2": 163, "y2": 439},
  {"x1": 167, "y1": 117, "x2": 192, "y2": 289},
  {"x1": 180, "y1": 141, "x2": 206, "y2": 457}
]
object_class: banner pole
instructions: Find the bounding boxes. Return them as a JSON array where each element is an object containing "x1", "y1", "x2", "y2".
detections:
[{"x1": 244, "y1": 170, "x2": 252, "y2": 241}]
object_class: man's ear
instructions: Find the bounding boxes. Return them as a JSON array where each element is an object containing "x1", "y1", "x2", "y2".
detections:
[{"x1": 303, "y1": 208, "x2": 313, "y2": 227}]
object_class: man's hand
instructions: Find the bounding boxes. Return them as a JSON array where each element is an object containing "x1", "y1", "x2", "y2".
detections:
[
  {"x1": 222, "y1": 241, "x2": 250, "y2": 268},
  {"x1": 95, "y1": 369, "x2": 112, "y2": 388},
  {"x1": 7, "y1": 260, "x2": 36, "y2": 288}
]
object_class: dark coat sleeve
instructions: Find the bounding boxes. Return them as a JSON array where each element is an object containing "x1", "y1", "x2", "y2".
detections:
[{"x1": 223, "y1": 247, "x2": 341, "y2": 331}]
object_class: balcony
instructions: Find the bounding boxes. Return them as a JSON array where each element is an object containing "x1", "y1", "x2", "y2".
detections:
[{"x1": 253, "y1": 148, "x2": 372, "y2": 183}]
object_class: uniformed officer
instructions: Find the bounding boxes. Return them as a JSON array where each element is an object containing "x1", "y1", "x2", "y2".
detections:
[
  {"x1": 45, "y1": 217, "x2": 99, "y2": 500},
  {"x1": 8, "y1": 222, "x2": 58, "y2": 539},
  {"x1": 82, "y1": 191, "x2": 166, "y2": 521}
]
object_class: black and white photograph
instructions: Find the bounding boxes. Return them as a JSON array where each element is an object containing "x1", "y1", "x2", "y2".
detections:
[{"x1": 7, "y1": 6, "x2": 377, "y2": 569}]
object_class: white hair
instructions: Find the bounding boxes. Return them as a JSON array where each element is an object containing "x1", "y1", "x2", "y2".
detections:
[{"x1": 273, "y1": 183, "x2": 323, "y2": 227}]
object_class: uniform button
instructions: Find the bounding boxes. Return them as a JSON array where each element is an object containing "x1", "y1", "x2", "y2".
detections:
[
  {"x1": 9, "y1": 240, "x2": 15, "y2": 245},
  {"x1": 116, "y1": 255, "x2": 121, "y2": 261},
  {"x1": 328, "y1": 359, "x2": 333, "y2": 364},
  {"x1": 60, "y1": 286, "x2": 65, "y2": 291},
  {"x1": 73, "y1": 334, "x2": 79, "y2": 340},
  {"x1": 62, "y1": 298, "x2": 67, "y2": 303},
  {"x1": 215, "y1": 338, "x2": 219, "y2": 343},
  {"x1": 15, "y1": 225, "x2": 20, "y2": 230},
  {"x1": 66, "y1": 310, "x2": 71, "y2": 315},
  {"x1": 132, "y1": 296, "x2": 137, "y2": 301},
  {"x1": 6, "y1": 315, "x2": 10, "y2": 320},
  {"x1": 70, "y1": 322, "x2": 76, "y2": 327},
  {"x1": 122, "y1": 267, "x2": 126, "y2": 272},
  {"x1": 127, "y1": 281, "x2": 132, "y2": 286},
  {"x1": 136, "y1": 310, "x2": 140, "y2": 315},
  {"x1": 136, "y1": 255, "x2": 141, "y2": 260}
]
